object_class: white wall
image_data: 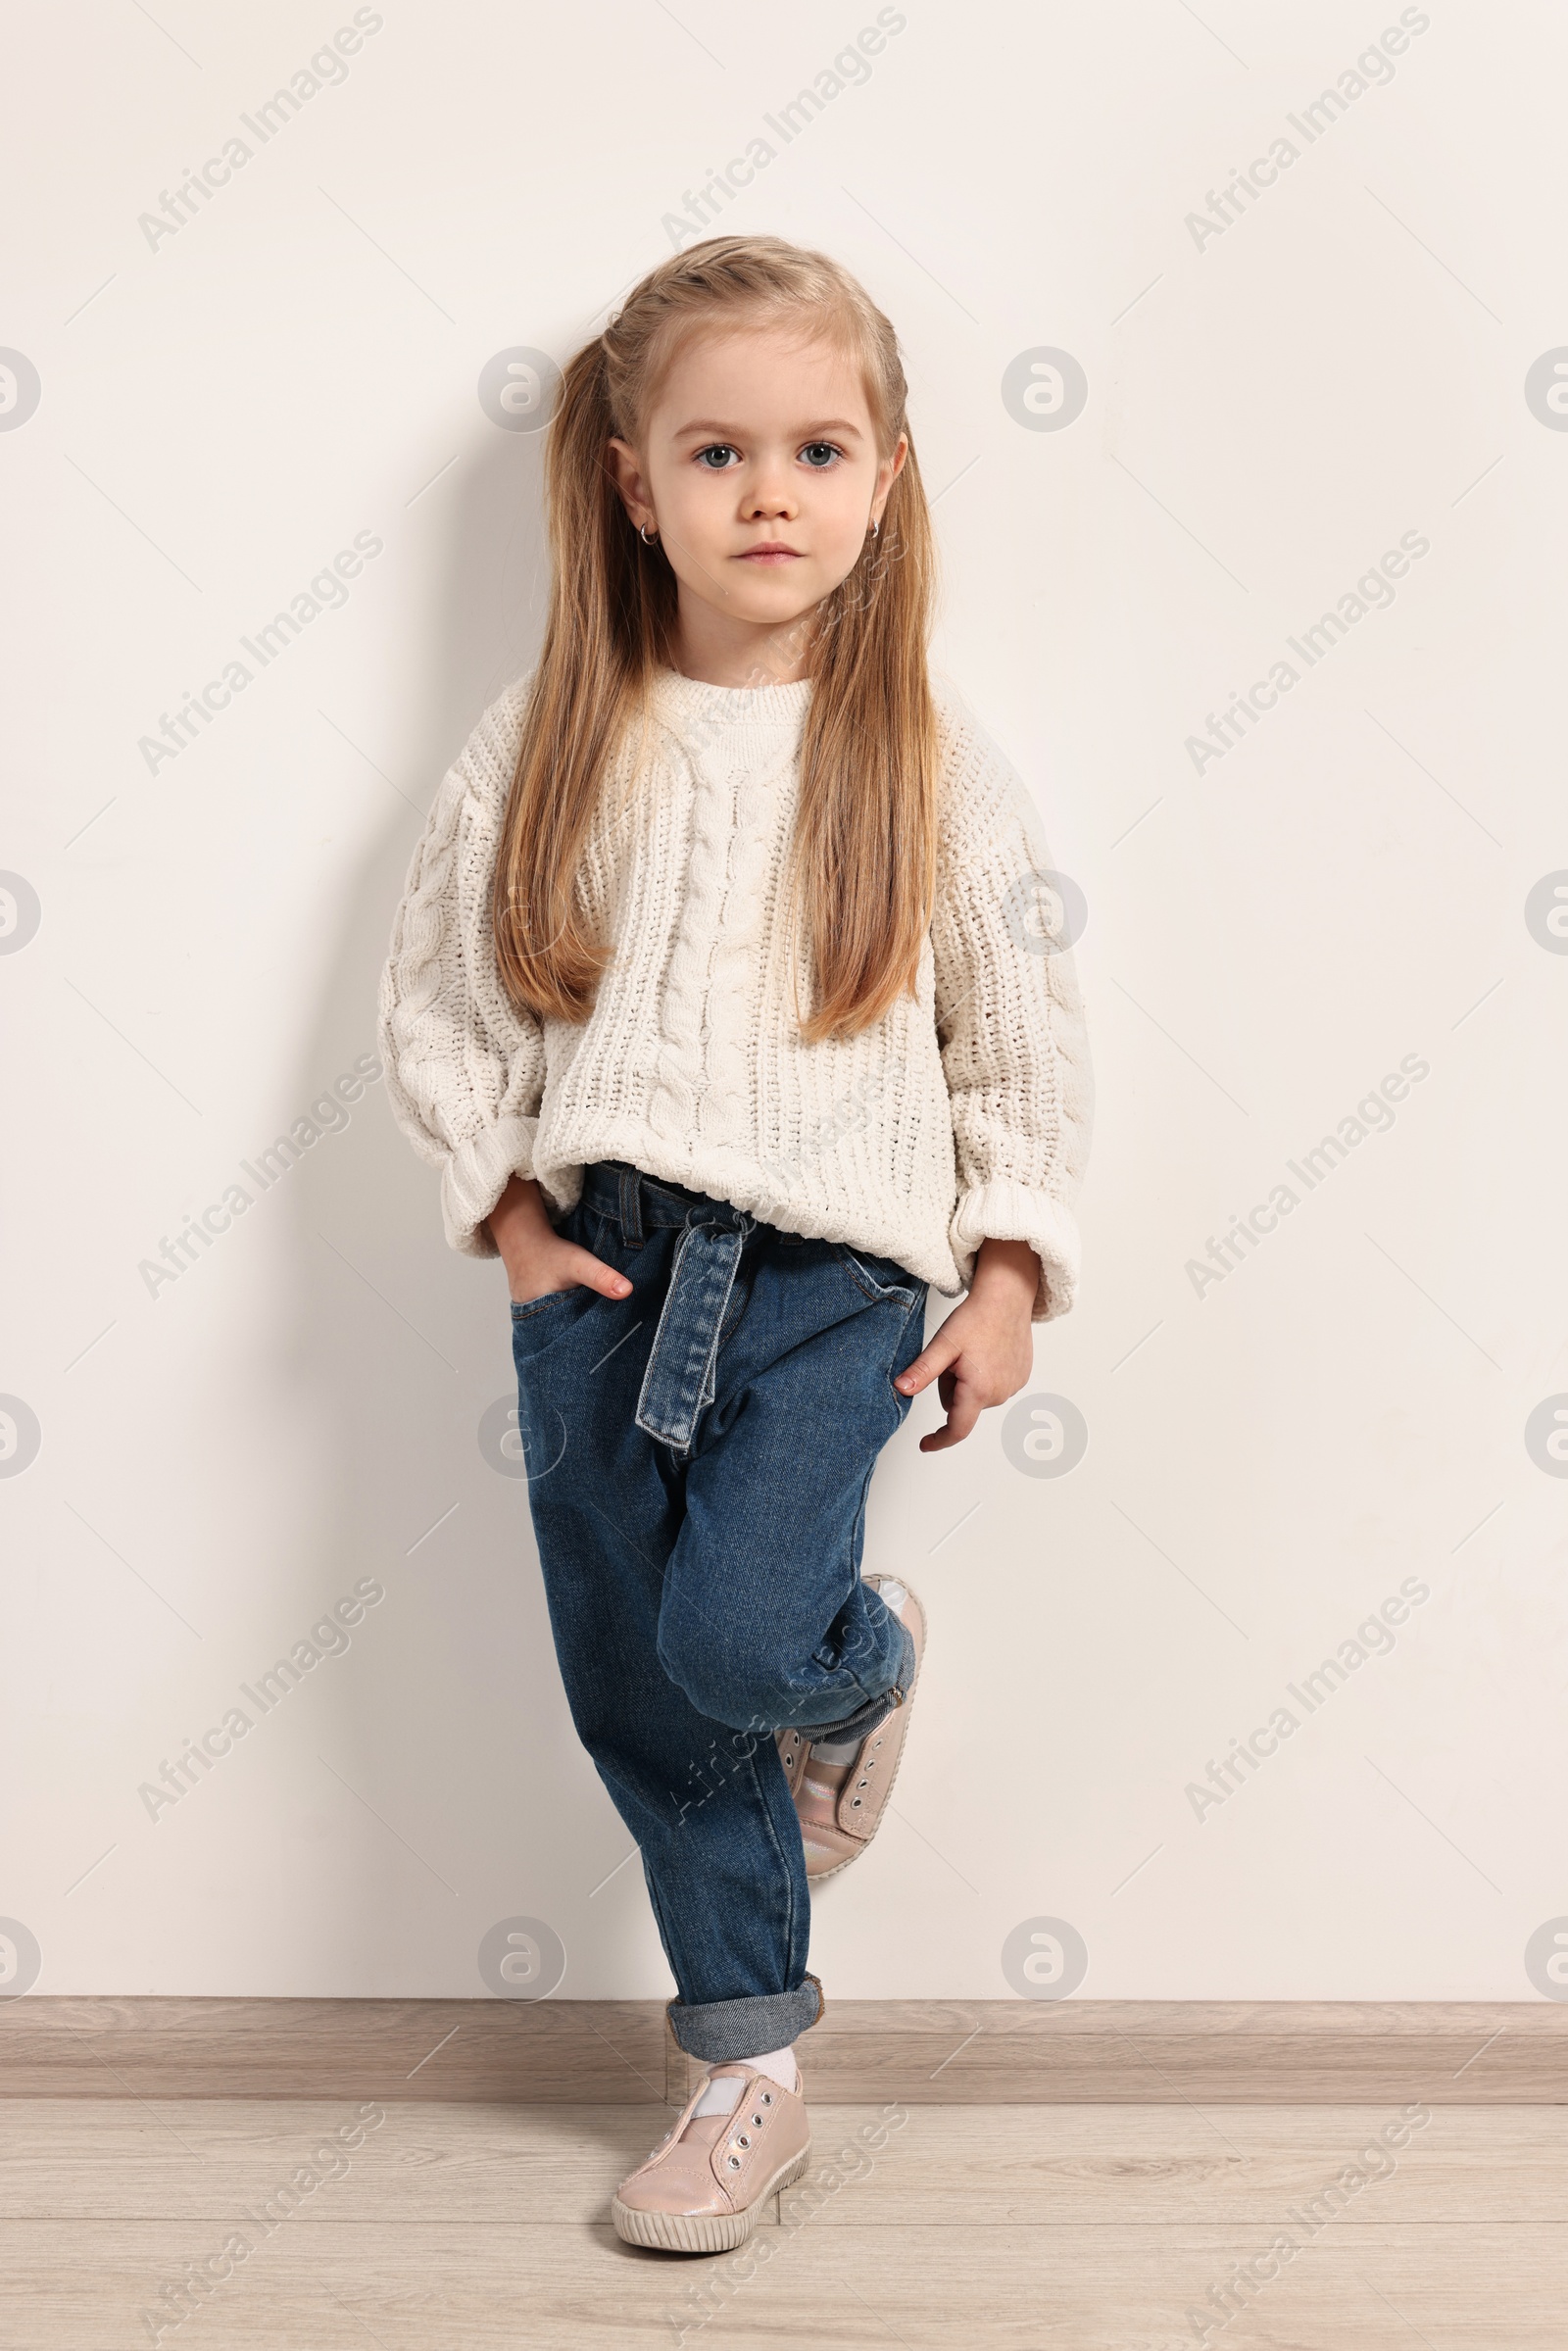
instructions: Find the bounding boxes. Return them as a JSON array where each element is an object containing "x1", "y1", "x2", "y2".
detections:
[{"x1": 5, "y1": 0, "x2": 1566, "y2": 2005}]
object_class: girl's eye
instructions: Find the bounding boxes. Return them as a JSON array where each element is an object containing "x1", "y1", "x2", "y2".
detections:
[
  {"x1": 695, "y1": 444, "x2": 739, "y2": 469},
  {"x1": 800, "y1": 442, "x2": 843, "y2": 468}
]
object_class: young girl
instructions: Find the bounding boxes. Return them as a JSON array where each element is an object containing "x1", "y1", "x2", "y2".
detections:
[{"x1": 378, "y1": 234, "x2": 1090, "y2": 2252}]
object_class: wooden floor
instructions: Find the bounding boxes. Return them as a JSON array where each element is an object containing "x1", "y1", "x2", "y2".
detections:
[{"x1": 2, "y1": 2096, "x2": 1564, "y2": 2348}]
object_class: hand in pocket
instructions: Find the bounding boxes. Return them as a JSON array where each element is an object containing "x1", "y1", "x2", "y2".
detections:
[{"x1": 488, "y1": 1173, "x2": 633, "y2": 1306}]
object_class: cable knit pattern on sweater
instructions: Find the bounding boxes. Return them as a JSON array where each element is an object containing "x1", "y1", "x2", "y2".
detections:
[{"x1": 376, "y1": 666, "x2": 1092, "y2": 1319}]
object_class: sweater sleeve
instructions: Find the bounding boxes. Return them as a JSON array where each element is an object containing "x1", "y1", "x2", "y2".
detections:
[
  {"x1": 376, "y1": 679, "x2": 548, "y2": 1258},
  {"x1": 929, "y1": 688, "x2": 1093, "y2": 1322}
]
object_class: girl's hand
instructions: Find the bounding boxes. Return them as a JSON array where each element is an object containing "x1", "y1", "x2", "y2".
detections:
[
  {"x1": 895, "y1": 1238, "x2": 1040, "y2": 1452},
  {"x1": 487, "y1": 1174, "x2": 633, "y2": 1307}
]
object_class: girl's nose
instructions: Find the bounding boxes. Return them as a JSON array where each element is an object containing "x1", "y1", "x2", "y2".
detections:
[{"x1": 744, "y1": 472, "x2": 798, "y2": 520}]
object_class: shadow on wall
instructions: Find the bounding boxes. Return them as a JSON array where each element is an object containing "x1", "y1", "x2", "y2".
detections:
[{"x1": 269, "y1": 420, "x2": 629, "y2": 1990}]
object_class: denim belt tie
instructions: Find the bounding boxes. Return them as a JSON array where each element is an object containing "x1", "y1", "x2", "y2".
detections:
[{"x1": 634, "y1": 1204, "x2": 755, "y2": 1456}]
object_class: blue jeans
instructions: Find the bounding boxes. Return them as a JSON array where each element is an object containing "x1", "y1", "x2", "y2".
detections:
[{"x1": 511, "y1": 1158, "x2": 928, "y2": 2062}]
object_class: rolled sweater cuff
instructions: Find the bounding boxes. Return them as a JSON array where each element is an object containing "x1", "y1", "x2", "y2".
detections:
[
  {"x1": 950, "y1": 1181, "x2": 1081, "y2": 1322},
  {"x1": 440, "y1": 1115, "x2": 540, "y2": 1258}
]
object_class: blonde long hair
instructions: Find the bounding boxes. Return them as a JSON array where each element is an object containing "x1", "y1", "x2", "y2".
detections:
[{"x1": 491, "y1": 234, "x2": 939, "y2": 1047}]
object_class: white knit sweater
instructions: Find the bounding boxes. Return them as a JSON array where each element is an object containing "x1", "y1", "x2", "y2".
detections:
[{"x1": 377, "y1": 667, "x2": 1091, "y2": 1320}]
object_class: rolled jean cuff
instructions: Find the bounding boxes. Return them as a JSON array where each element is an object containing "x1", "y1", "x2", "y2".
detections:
[
  {"x1": 796, "y1": 1617, "x2": 916, "y2": 1745},
  {"x1": 666, "y1": 1971, "x2": 825, "y2": 2063}
]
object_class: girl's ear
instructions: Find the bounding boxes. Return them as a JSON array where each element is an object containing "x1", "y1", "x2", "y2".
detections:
[
  {"x1": 607, "y1": 435, "x2": 655, "y2": 533},
  {"x1": 870, "y1": 432, "x2": 909, "y2": 529}
]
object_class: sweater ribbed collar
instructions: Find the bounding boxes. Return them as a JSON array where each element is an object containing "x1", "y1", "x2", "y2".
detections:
[{"x1": 649, "y1": 664, "x2": 814, "y2": 732}]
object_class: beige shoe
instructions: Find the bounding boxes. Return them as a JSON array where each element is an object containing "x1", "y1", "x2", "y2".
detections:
[
  {"x1": 778, "y1": 1576, "x2": 925, "y2": 1881},
  {"x1": 611, "y1": 2061, "x2": 811, "y2": 2252}
]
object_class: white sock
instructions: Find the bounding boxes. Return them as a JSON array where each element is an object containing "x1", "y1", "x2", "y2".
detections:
[
  {"x1": 690, "y1": 2044, "x2": 798, "y2": 2115},
  {"x1": 749, "y1": 2044, "x2": 799, "y2": 2092}
]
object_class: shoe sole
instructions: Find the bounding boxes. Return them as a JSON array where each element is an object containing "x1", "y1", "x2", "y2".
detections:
[
  {"x1": 611, "y1": 2142, "x2": 812, "y2": 2252},
  {"x1": 805, "y1": 1581, "x2": 925, "y2": 1882}
]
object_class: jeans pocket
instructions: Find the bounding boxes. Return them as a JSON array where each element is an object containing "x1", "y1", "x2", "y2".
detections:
[
  {"x1": 830, "y1": 1240, "x2": 920, "y2": 1308},
  {"x1": 510, "y1": 1286, "x2": 586, "y2": 1323},
  {"x1": 509, "y1": 1285, "x2": 596, "y2": 1372}
]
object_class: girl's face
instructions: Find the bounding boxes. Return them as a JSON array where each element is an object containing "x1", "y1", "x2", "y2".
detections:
[{"x1": 609, "y1": 319, "x2": 906, "y2": 678}]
